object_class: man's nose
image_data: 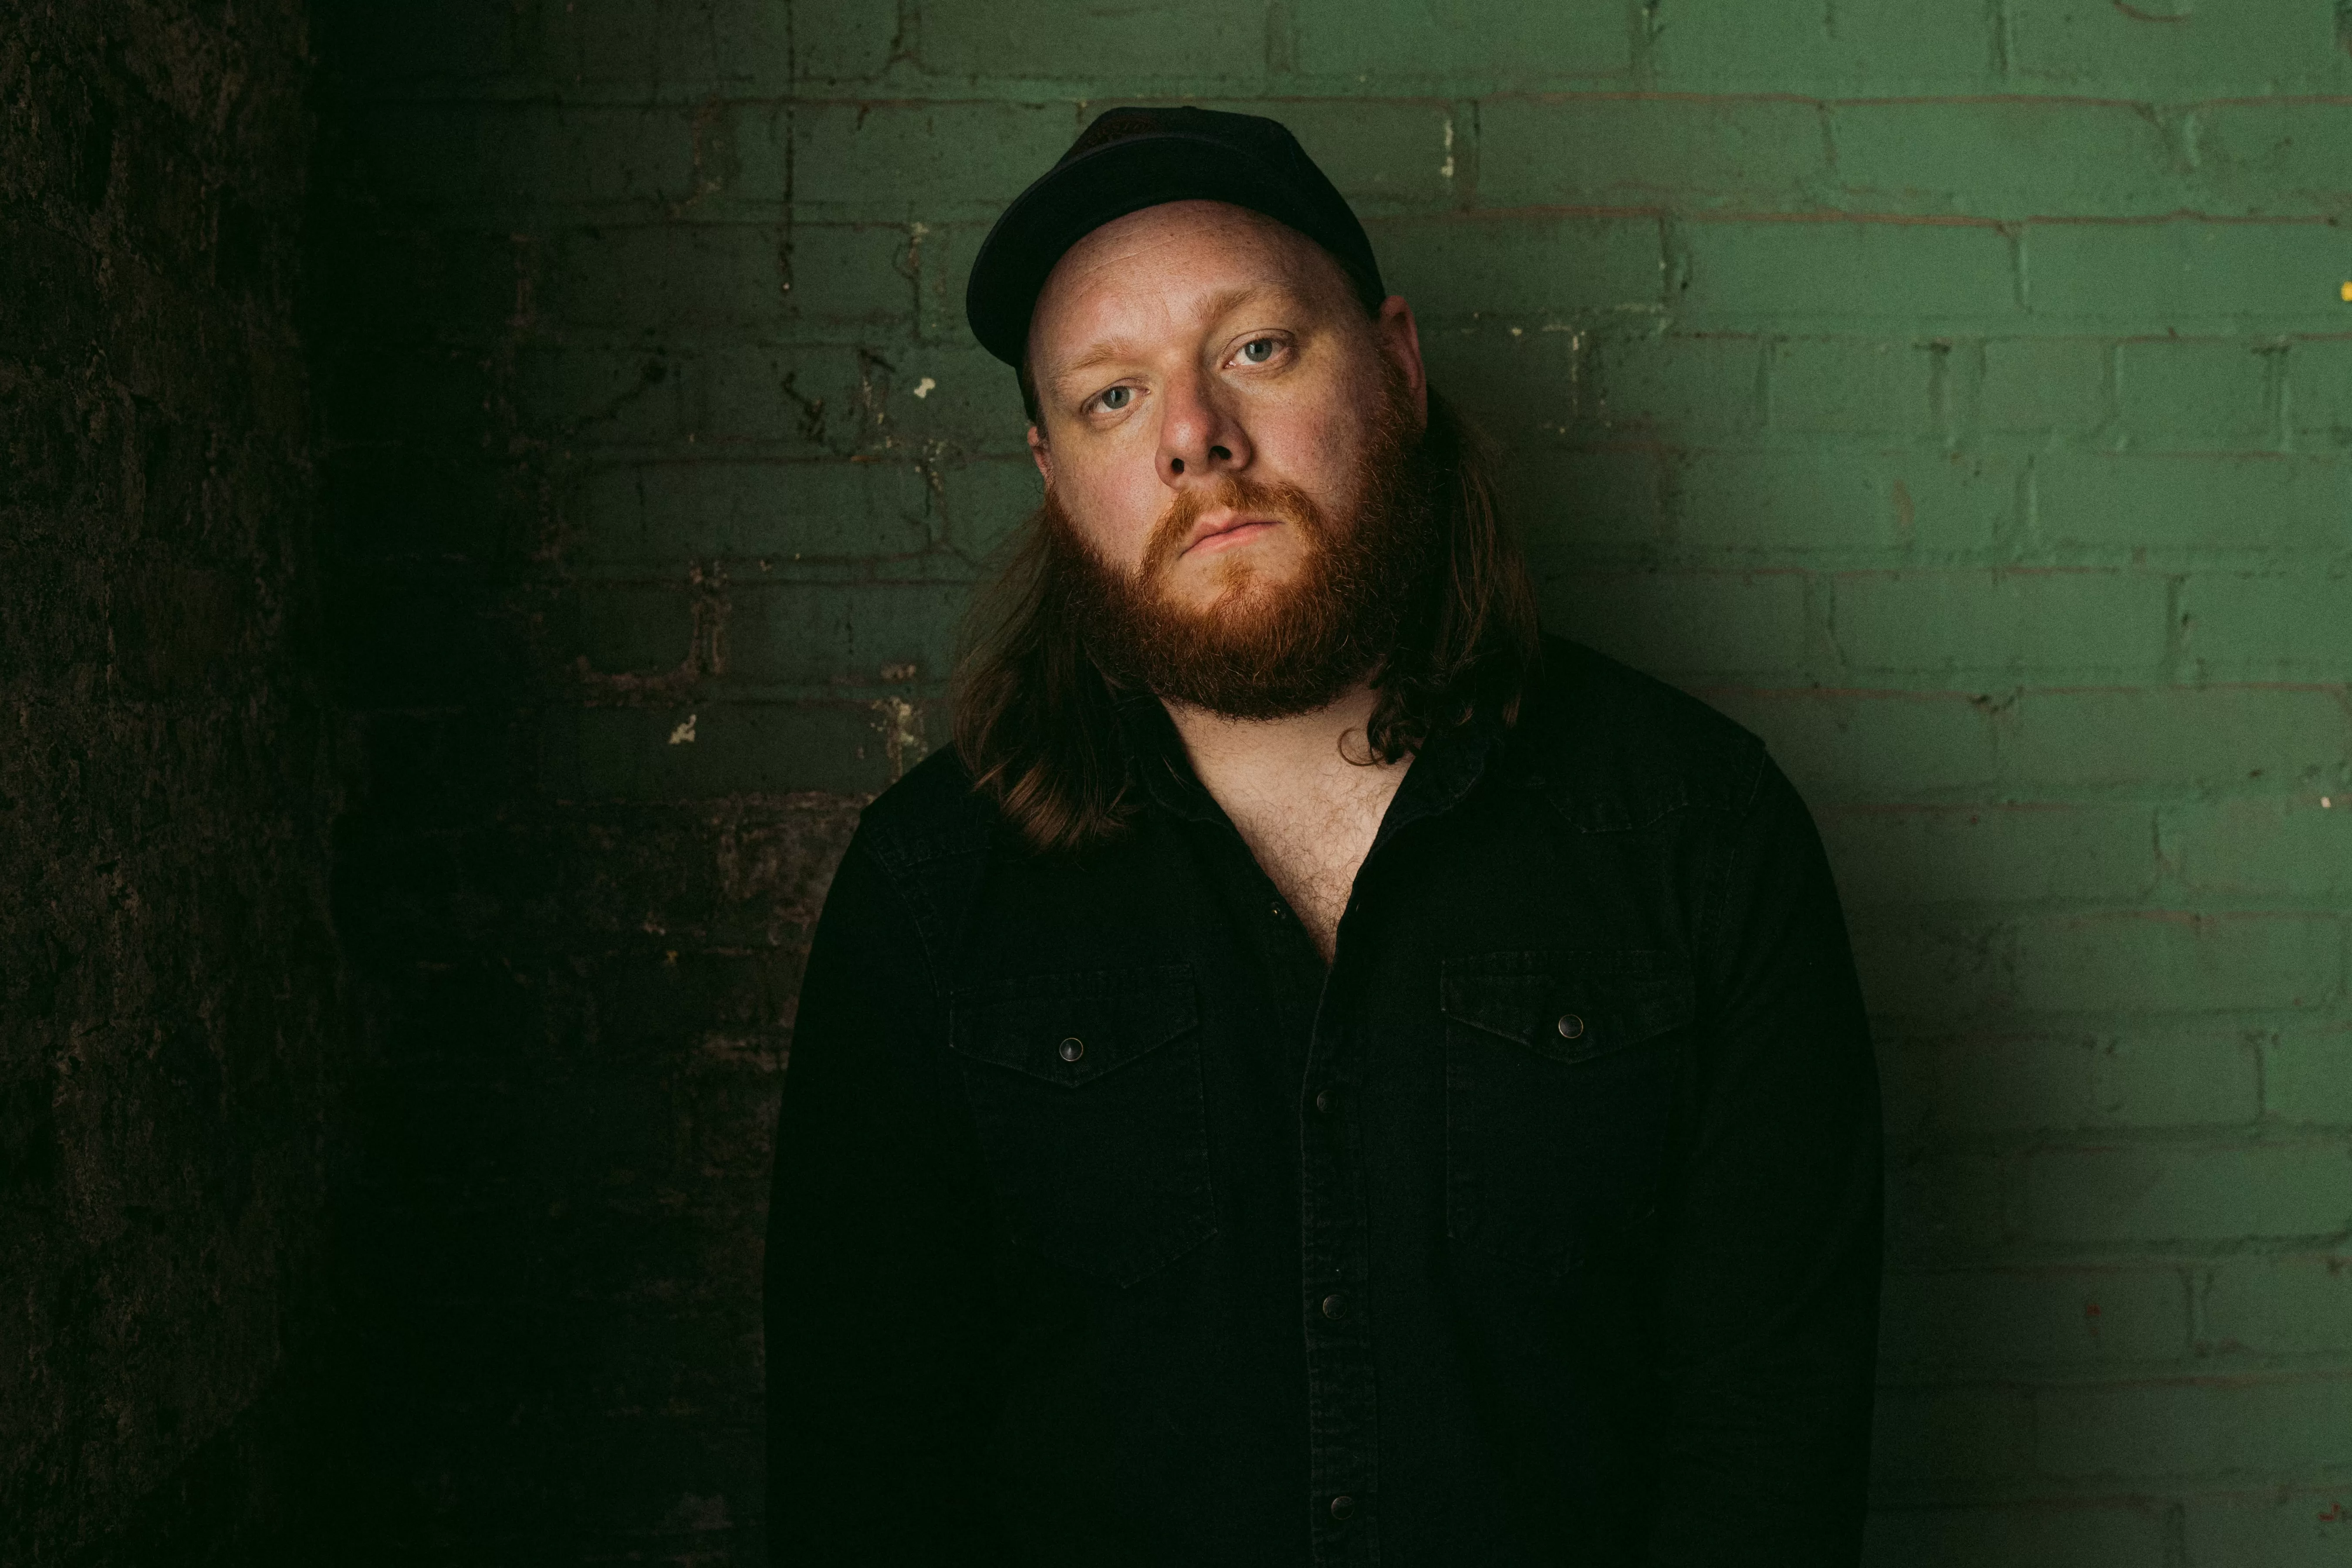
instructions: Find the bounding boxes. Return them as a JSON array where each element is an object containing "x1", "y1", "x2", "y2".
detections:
[{"x1": 1156, "y1": 370, "x2": 1252, "y2": 485}]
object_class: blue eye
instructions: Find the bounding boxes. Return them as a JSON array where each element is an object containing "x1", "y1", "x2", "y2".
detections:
[
  {"x1": 1100, "y1": 386, "x2": 1133, "y2": 410},
  {"x1": 1240, "y1": 338, "x2": 1277, "y2": 364}
]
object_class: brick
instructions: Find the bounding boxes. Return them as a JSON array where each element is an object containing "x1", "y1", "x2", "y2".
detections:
[
  {"x1": 1861, "y1": 1503, "x2": 2172, "y2": 1568},
  {"x1": 2197, "y1": 102, "x2": 2352, "y2": 219},
  {"x1": 322, "y1": 444, "x2": 520, "y2": 566},
  {"x1": 1289, "y1": 0, "x2": 1630, "y2": 86},
  {"x1": 2033, "y1": 453, "x2": 2347, "y2": 554},
  {"x1": 318, "y1": 344, "x2": 499, "y2": 449},
  {"x1": 515, "y1": 344, "x2": 691, "y2": 448},
  {"x1": 1677, "y1": 450, "x2": 2020, "y2": 556},
  {"x1": 1582, "y1": 331, "x2": 1763, "y2": 436},
  {"x1": 791, "y1": 0, "x2": 900, "y2": 82},
  {"x1": 2115, "y1": 339, "x2": 2279, "y2": 449},
  {"x1": 1883, "y1": 1150, "x2": 2012, "y2": 1256},
  {"x1": 2181, "y1": 1488, "x2": 2352, "y2": 1568},
  {"x1": 1502, "y1": 448, "x2": 1666, "y2": 561},
  {"x1": 1647, "y1": 0, "x2": 1997, "y2": 93},
  {"x1": 1879, "y1": 1028, "x2": 2260, "y2": 1135},
  {"x1": 681, "y1": 345, "x2": 890, "y2": 453},
  {"x1": 2002, "y1": 686, "x2": 2352, "y2": 793},
  {"x1": 548, "y1": 223, "x2": 793, "y2": 332},
  {"x1": 2008, "y1": 0, "x2": 2349, "y2": 95},
  {"x1": 1877, "y1": 1265, "x2": 2190, "y2": 1372},
  {"x1": 1417, "y1": 323, "x2": 1577, "y2": 447},
  {"x1": 1705, "y1": 689, "x2": 2001, "y2": 801},
  {"x1": 1834, "y1": 569, "x2": 2169, "y2": 681},
  {"x1": 1977, "y1": 337, "x2": 2109, "y2": 436},
  {"x1": 2163, "y1": 793, "x2": 2352, "y2": 900},
  {"x1": 2023, "y1": 1142, "x2": 2352, "y2": 1246},
  {"x1": 785, "y1": 223, "x2": 926, "y2": 334},
  {"x1": 1848, "y1": 910, "x2": 2015, "y2": 1022},
  {"x1": 936, "y1": 455, "x2": 1044, "y2": 563},
  {"x1": 858, "y1": 341, "x2": 1031, "y2": 455},
  {"x1": 2265, "y1": 1025, "x2": 2352, "y2": 1126},
  {"x1": 725, "y1": 580, "x2": 972, "y2": 686},
  {"x1": 912, "y1": 220, "x2": 990, "y2": 344},
  {"x1": 1477, "y1": 95, "x2": 1828, "y2": 212},
  {"x1": 1677, "y1": 219, "x2": 2017, "y2": 324},
  {"x1": 1818, "y1": 804, "x2": 2157, "y2": 908},
  {"x1": 1769, "y1": 337, "x2": 1943, "y2": 436},
  {"x1": 1829, "y1": 101, "x2": 2186, "y2": 220},
  {"x1": 537, "y1": 0, "x2": 788, "y2": 87},
  {"x1": 544, "y1": 698, "x2": 945, "y2": 799},
  {"x1": 2197, "y1": 1252, "x2": 2352, "y2": 1360},
  {"x1": 918, "y1": 0, "x2": 1268, "y2": 81},
  {"x1": 1866, "y1": 1384, "x2": 2036, "y2": 1485},
  {"x1": 309, "y1": 225, "x2": 526, "y2": 347},
  {"x1": 791, "y1": 101, "x2": 1081, "y2": 223},
  {"x1": 318, "y1": 0, "x2": 523, "y2": 81},
  {"x1": 2011, "y1": 912, "x2": 2342, "y2": 1015},
  {"x1": 1539, "y1": 568, "x2": 1808, "y2": 679},
  {"x1": 2287, "y1": 340, "x2": 2352, "y2": 436},
  {"x1": 580, "y1": 581, "x2": 695, "y2": 675},
  {"x1": 2181, "y1": 571, "x2": 2352, "y2": 680},
  {"x1": 574, "y1": 459, "x2": 937, "y2": 565},
  {"x1": 1372, "y1": 213, "x2": 1663, "y2": 322},
  {"x1": 354, "y1": 102, "x2": 704, "y2": 215},
  {"x1": 2035, "y1": 1372, "x2": 2352, "y2": 1480},
  {"x1": 2024, "y1": 220, "x2": 2352, "y2": 333}
]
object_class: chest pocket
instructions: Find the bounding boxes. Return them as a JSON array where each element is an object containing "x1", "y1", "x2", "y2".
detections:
[
  {"x1": 949, "y1": 965, "x2": 1215, "y2": 1288},
  {"x1": 1441, "y1": 950, "x2": 1696, "y2": 1277}
]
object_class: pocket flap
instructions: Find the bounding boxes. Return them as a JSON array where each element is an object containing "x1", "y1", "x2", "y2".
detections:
[
  {"x1": 1441, "y1": 951, "x2": 1696, "y2": 1065},
  {"x1": 950, "y1": 965, "x2": 1199, "y2": 1088}
]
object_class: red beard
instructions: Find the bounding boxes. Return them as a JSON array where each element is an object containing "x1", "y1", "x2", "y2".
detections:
[{"x1": 1043, "y1": 370, "x2": 1436, "y2": 720}]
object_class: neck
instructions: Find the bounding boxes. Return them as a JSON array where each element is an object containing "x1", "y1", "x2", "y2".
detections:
[
  {"x1": 1160, "y1": 683, "x2": 1386, "y2": 781},
  {"x1": 1160, "y1": 683, "x2": 1411, "y2": 963}
]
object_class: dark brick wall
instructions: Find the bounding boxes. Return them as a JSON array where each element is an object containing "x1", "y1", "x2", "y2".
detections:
[
  {"x1": 307, "y1": 0, "x2": 2352, "y2": 1561},
  {"x1": 305, "y1": 9, "x2": 855, "y2": 1557},
  {"x1": 16, "y1": 0, "x2": 2323, "y2": 1562},
  {"x1": 0, "y1": 2, "x2": 346, "y2": 1563}
]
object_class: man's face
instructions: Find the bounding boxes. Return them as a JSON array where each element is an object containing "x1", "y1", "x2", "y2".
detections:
[{"x1": 1024, "y1": 200, "x2": 1428, "y2": 621}]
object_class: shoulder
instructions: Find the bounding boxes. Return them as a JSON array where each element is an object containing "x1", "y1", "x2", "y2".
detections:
[
  {"x1": 852, "y1": 745, "x2": 1001, "y2": 875},
  {"x1": 1505, "y1": 635, "x2": 1771, "y2": 832},
  {"x1": 822, "y1": 746, "x2": 1005, "y2": 976}
]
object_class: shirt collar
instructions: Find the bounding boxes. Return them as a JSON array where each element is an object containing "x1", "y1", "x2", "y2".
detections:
[{"x1": 1112, "y1": 689, "x2": 1504, "y2": 839}]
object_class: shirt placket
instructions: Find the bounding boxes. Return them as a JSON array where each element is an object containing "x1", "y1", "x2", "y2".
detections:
[{"x1": 1299, "y1": 944, "x2": 1381, "y2": 1566}]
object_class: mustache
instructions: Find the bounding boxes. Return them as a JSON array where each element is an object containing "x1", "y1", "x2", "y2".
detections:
[{"x1": 1140, "y1": 473, "x2": 1326, "y2": 578}]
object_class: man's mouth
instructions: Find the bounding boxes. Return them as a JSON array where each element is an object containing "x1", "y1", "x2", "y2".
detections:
[{"x1": 1180, "y1": 512, "x2": 1282, "y2": 557}]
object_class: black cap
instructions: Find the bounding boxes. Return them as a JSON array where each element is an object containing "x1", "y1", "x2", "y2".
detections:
[{"x1": 963, "y1": 106, "x2": 1387, "y2": 368}]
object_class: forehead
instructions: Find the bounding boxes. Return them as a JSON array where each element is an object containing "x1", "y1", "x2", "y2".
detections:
[{"x1": 1028, "y1": 200, "x2": 1356, "y2": 364}]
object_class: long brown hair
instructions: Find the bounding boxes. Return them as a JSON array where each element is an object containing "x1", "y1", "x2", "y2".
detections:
[{"x1": 953, "y1": 387, "x2": 1541, "y2": 854}]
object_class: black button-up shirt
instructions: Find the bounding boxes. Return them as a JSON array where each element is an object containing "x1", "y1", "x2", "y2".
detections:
[{"x1": 766, "y1": 637, "x2": 1883, "y2": 1566}]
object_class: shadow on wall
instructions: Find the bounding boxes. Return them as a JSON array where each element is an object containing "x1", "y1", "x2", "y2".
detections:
[{"x1": 302, "y1": 0, "x2": 2352, "y2": 1560}]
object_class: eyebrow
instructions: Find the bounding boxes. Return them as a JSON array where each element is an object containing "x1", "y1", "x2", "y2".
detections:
[{"x1": 1045, "y1": 285, "x2": 1281, "y2": 394}]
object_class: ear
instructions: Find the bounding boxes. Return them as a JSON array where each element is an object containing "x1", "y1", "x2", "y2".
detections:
[
  {"x1": 1375, "y1": 295, "x2": 1428, "y2": 428},
  {"x1": 1027, "y1": 423, "x2": 1054, "y2": 487}
]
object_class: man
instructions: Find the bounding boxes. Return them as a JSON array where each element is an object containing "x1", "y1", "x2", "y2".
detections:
[{"x1": 766, "y1": 108, "x2": 1882, "y2": 1566}]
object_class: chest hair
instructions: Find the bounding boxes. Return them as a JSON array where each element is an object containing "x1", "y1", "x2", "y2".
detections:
[{"x1": 1217, "y1": 759, "x2": 1408, "y2": 963}]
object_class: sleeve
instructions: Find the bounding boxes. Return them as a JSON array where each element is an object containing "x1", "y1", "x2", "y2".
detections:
[
  {"x1": 764, "y1": 831, "x2": 1012, "y2": 1566},
  {"x1": 1645, "y1": 756, "x2": 1885, "y2": 1567}
]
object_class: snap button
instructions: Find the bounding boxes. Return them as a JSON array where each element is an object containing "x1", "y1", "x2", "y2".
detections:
[
  {"x1": 1058, "y1": 1037, "x2": 1084, "y2": 1063},
  {"x1": 1314, "y1": 1087, "x2": 1335, "y2": 1115},
  {"x1": 1329, "y1": 1494, "x2": 1355, "y2": 1521},
  {"x1": 1556, "y1": 1013, "x2": 1585, "y2": 1040},
  {"x1": 1321, "y1": 1293, "x2": 1346, "y2": 1320}
]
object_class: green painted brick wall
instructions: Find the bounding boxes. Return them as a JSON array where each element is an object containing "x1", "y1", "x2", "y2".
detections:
[{"x1": 311, "y1": 1, "x2": 2352, "y2": 1560}]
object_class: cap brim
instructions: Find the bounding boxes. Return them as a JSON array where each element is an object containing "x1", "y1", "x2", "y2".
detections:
[{"x1": 964, "y1": 133, "x2": 1325, "y2": 367}]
